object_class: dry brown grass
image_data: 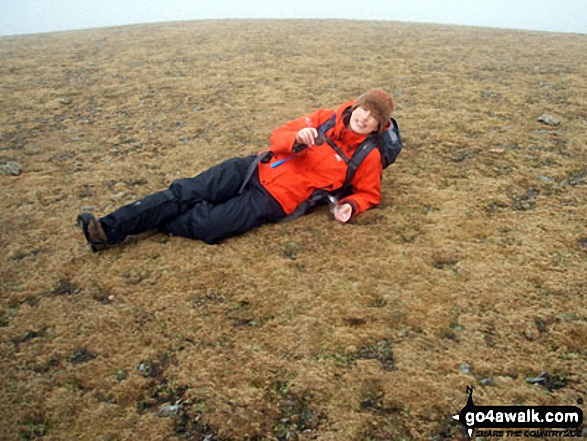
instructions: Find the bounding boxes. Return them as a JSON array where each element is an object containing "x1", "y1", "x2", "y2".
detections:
[{"x1": 1, "y1": 19, "x2": 586, "y2": 440}]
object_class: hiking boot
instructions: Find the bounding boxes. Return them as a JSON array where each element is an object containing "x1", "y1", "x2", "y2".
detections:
[{"x1": 77, "y1": 212, "x2": 109, "y2": 252}]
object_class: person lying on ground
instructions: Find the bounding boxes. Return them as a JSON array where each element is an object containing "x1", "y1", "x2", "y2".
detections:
[{"x1": 78, "y1": 89, "x2": 402, "y2": 251}]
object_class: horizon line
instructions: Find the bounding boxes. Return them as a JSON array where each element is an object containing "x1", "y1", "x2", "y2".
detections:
[{"x1": 1, "y1": 17, "x2": 586, "y2": 39}]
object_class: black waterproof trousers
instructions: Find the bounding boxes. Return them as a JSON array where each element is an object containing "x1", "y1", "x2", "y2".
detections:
[{"x1": 99, "y1": 155, "x2": 286, "y2": 244}]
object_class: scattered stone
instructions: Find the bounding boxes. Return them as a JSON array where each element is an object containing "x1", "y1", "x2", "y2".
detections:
[
  {"x1": 356, "y1": 339, "x2": 394, "y2": 371},
  {"x1": 112, "y1": 192, "x2": 126, "y2": 201},
  {"x1": 531, "y1": 129, "x2": 562, "y2": 135},
  {"x1": 534, "y1": 318, "x2": 548, "y2": 333},
  {"x1": 79, "y1": 205, "x2": 95, "y2": 213},
  {"x1": 536, "y1": 114, "x2": 561, "y2": 126},
  {"x1": 510, "y1": 188, "x2": 539, "y2": 211},
  {"x1": 1, "y1": 161, "x2": 23, "y2": 176},
  {"x1": 568, "y1": 169, "x2": 587, "y2": 186},
  {"x1": 159, "y1": 401, "x2": 183, "y2": 418},
  {"x1": 526, "y1": 371, "x2": 567, "y2": 391},
  {"x1": 232, "y1": 318, "x2": 256, "y2": 328},
  {"x1": 90, "y1": 285, "x2": 113, "y2": 304},
  {"x1": 450, "y1": 148, "x2": 472, "y2": 162},
  {"x1": 60, "y1": 98, "x2": 72, "y2": 105},
  {"x1": 69, "y1": 347, "x2": 97, "y2": 364},
  {"x1": 137, "y1": 361, "x2": 156, "y2": 377},
  {"x1": 479, "y1": 378, "x2": 494, "y2": 387},
  {"x1": 459, "y1": 364, "x2": 472, "y2": 375},
  {"x1": 481, "y1": 90, "x2": 501, "y2": 100},
  {"x1": 116, "y1": 369, "x2": 128, "y2": 381},
  {"x1": 485, "y1": 200, "x2": 509, "y2": 213}
]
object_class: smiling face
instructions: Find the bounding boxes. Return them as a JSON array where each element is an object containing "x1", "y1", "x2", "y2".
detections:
[{"x1": 349, "y1": 106, "x2": 379, "y2": 134}]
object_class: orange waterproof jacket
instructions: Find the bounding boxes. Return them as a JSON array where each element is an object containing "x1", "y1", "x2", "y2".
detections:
[{"x1": 258, "y1": 100, "x2": 383, "y2": 216}]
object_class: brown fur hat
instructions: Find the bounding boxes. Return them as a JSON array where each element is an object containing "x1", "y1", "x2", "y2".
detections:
[{"x1": 352, "y1": 89, "x2": 394, "y2": 132}]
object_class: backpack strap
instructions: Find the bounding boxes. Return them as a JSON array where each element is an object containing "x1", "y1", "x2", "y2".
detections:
[
  {"x1": 280, "y1": 113, "x2": 402, "y2": 223},
  {"x1": 238, "y1": 151, "x2": 273, "y2": 194},
  {"x1": 324, "y1": 137, "x2": 350, "y2": 164},
  {"x1": 343, "y1": 135, "x2": 378, "y2": 186}
]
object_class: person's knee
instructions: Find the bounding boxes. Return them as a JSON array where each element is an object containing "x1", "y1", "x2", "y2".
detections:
[
  {"x1": 169, "y1": 179, "x2": 188, "y2": 200},
  {"x1": 161, "y1": 220, "x2": 222, "y2": 245},
  {"x1": 159, "y1": 203, "x2": 224, "y2": 244},
  {"x1": 190, "y1": 220, "x2": 224, "y2": 244}
]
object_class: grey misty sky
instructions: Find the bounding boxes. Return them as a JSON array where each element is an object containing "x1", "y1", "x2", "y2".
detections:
[{"x1": 1, "y1": 0, "x2": 586, "y2": 36}]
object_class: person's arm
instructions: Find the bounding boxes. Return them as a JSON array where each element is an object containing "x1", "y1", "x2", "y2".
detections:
[
  {"x1": 269, "y1": 109, "x2": 335, "y2": 155},
  {"x1": 337, "y1": 150, "x2": 383, "y2": 221}
]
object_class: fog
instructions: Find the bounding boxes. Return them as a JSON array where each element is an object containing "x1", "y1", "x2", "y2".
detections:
[{"x1": 1, "y1": 0, "x2": 586, "y2": 36}]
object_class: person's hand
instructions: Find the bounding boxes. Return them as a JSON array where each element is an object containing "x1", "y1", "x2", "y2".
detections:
[
  {"x1": 295, "y1": 128, "x2": 318, "y2": 146},
  {"x1": 333, "y1": 203, "x2": 352, "y2": 223}
]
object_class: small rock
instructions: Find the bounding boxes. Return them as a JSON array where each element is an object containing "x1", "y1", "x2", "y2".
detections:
[
  {"x1": 537, "y1": 114, "x2": 561, "y2": 126},
  {"x1": 159, "y1": 401, "x2": 182, "y2": 417},
  {"x1": 137, "y1": 362, "x2": 155, "y2": 377},
  {"x1": 481, "y1": 90, "x2": 501, "y2": 99},
  {"x1": 69, "y1": 347, "x2": 97, "y2": 364},
  {"x1": 115, "y1": 369, "x2": 128, "y2": 381},
  {"x1": 479, "y1": 377, "x2": 494, "y2": 386},
  {"x1": 527, "y1": 371, "x2": 548, "y2": 385},
  {"x1": 112, "y1": 192, "x2": 126, "y2": 201},
  {"x1": 539, "y1": 176, "x2": 555, "y2": 183},
  {"x1": 459, "y1": 364, "x2": 472, "y2": 375},
  {"x1": 79, "y1": 205, "x2": 95, "y2": 213},
  {"x1": 526, "y1": 371, "x2": 567, "y2": 391},
  {"x1": 60, "y1": 98, "x2": 72, "y2": 105},
  {"x1": 1, "y1": 161, "x2": 23, "y2": 176},
  {"x1": 568, "y1": 169, "x2": 587, "y2": 186}
]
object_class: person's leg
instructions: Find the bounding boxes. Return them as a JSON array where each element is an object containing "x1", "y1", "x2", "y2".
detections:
[
  {"x1": 169, "y1": 155, "x2": 256, "y2": 207},
  {"x1": 160, "y1": 177, "x2": 285, "y2": 244},
  {"x1": 99, "y1": 189, "x2": 179, "y2": 243},
  {"x1": 95, "y1": 155, "x2": 257, "y2": 244}
]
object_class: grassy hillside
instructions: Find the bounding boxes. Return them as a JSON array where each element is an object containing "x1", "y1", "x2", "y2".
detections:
[{"x1": 1, "y1": 19, "x2": 586, "y2": 440}]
